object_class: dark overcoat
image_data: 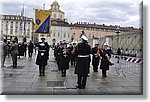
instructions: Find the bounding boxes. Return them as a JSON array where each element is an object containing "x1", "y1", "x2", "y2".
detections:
[
  {"x1": 74, "y1": 42, "x2": 91, "y2": 75},
  {"x1": 59, "y1": 47, "x2": 70, "y2": 70},
  {"x1": 100, "y1": 49, "x2": 111, "y2": 70},
  {"x1": 18, "y1": 44, "x2": 24, "y2": 56},
  {"x1": 69, "y1": 46, "x2": 76, "y2": 61},
  {"x1": 36, "y1": 42, "x2": 49, "y2": 66},
  {"x1": 91, "y1": 47, "x2": 100, "y2": 66},
  {"x1": 28, "y1": 42, "x2": 34, "y2": 53}
]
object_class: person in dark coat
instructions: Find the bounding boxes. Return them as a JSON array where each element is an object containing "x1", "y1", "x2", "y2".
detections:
[
  {"x1": 91, "y1": 44, "x2": 100, "y2": 72},
  {"x1": 74, "y1": 35, "x2": 91, "y2": 89},
  {"x1": 57, "y1": 43, "x2": 63, "y2": 70},
  {"x1": 117, "y1": 48, "x2": 121, "y2": 63},
  {"x1": 99, "y1": 42, "x2": 111, "y2": 77},
  {"x1": 36, "y1": 38, "x2": 49, "y2": 76},
  {"x1": 28, "y1": 41, "x2": 34, "y2": 57},
  {"x1": 54, "y1": 43, "x2": 59, "y2": 61},
  {"x1": 59, "y1": 43, "x2": 70, "y2": 77},
  {"x1": 68, "y1": 43, "x2": 76, "y2": 67},
  {"x1": 22, "y1": 42, "x2": 27, "y2": 57},
  {"x1": 18, "y1": 42, "x2": 24, "y2": 58}
]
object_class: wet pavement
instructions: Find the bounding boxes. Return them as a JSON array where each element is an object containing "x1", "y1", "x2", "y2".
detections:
[{"x1": 0, "y1": 49, "x2": 143, "y2": 95}]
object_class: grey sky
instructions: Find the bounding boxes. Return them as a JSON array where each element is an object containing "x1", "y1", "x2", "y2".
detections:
[{"x1": 0, "y1": 0, "x2": 142, "y2": 28}]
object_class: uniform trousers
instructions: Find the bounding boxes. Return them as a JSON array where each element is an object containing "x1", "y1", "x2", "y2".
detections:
[
  {"x1": 77, "y1": 75, "x2": 87, "y2": 87},
  {"x1": 39, "y1": 65, "x2": 45, "y2": 76},
  {"x1": 12, "y1": 54, "x2": 17, "y2": 67},
  {"x1": 93, "y1": 65, "x2": 98, "y2": 72},
  {"x1": 102, "y1": 69, "x2": 107, "y2": 76}
]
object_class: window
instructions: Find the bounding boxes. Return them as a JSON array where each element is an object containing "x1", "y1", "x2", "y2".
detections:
[
  {"x1": 58, "y1": 33, "x2": 60, "y2": 37},
  {"x1": 54, "y1": 14, "x2": 56, "y2": 19},
  {"x1": 60, "y1": 15, "x2": 62, "y2": 19},
  {"x1": 64, "y1": 33, "x2": 66, "y2": 37},
  {"x1": 10, "y1": 29, "x2": 13, "y2": 34},
  {"x1": 68, "y1": 33, "x2": 69, "y2": 38},
  {"x1": 53, "y1": 33, "x2": 55, "y2": 37},
  {"x1": 15, "y1": 29, "x2": 17, "y2": 33},
  {"x1": 1, "y1": 30, "x2": 3, "y2": 34}
]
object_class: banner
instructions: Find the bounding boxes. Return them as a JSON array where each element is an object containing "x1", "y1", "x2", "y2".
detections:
[{"x1": 34, "y1": 9, "x2": 52, "y2": 34}]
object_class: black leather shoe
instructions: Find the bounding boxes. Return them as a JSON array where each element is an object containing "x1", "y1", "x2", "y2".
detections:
[
  {"x1": 102, "y1": 75, "x2": 107, "y2": 77},
  {"x1": 81, "y1": 86, "x2": 85, "y2": 89},
  {"x1": 76, "y1": 86, "x2": 81, "y2": 89}
]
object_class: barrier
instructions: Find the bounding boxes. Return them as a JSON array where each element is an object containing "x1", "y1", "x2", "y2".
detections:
[
  {"x1": 111, "y1": 55, "x2": 143, "y2": 77},
  {"x1": 112, "y1": 55, "x2": 143, "y2": 64}
]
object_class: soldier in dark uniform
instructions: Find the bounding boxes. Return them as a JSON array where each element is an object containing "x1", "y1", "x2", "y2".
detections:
[
  {"x1": 74, "y1": 35, "x2": 91, "y2": 89},
  {"x1": 22, "y1": 42, "x2": 27, "y2": 57},
  {"x1": 59, "y1": 43, "x2": 70, "y2": 77},
  {"x1": 91, "y1": 44, "x2": 100, "y2": 72},
  {"x1": 36, "y1": 38, "x2": 49, "y2": 76},
  {"x1": 54, "y1": 43, "x2": 59, "y2": 61},
  {"x1": 57, "y1": 43, "x2": 63, "y2": 70},
  {"x1": 69, "y1": 44, "x2": 75, "y2": 67},
  {"x1": 28, "y1": 40, "x2": 34, "y2": 57},
  {"x1": 99, "y1": 42, "x2": 111, "y2": 77},
  {"x1": 18, "y1": 42, "x2": 24, "y2": 58}
]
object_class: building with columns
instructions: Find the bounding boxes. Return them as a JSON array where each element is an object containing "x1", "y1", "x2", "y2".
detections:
[{"x1": 0, "y1": 15, "x2": 34, "y2": 42}]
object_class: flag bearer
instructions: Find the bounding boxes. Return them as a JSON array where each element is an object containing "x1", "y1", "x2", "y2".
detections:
[{"x1": 36, "y1": 38, "x2": 49, "y2": 76}]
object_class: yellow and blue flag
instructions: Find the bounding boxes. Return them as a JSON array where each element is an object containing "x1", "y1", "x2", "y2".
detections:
[{"x1": 34, "y1": 9, "x2": 52, "y2": 34}]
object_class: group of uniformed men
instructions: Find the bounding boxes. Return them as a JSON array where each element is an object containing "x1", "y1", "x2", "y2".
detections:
[
  {"x1": 1, "y1": 35, "x2": 113, "y2": 89},
  {"x1": 51, "y1": 35, "x2": 113, "y2": 89}
]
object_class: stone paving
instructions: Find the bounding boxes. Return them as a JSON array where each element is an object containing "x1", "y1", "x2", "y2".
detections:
[{"x1": 0, "y1": 49, "x2": 143, "y2": 95}]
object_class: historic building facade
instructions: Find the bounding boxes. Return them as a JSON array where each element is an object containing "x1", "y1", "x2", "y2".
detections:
[
  {"x1": 41, "y1": 0, "x2": 139, "y2": 45},
  {"x1": 69, "y1": 22, "x2": 138, "y2": 47},
  {"x1": 0, "y1": 15, "x2": 33, "y2": 42},
  {"x1": 49, "y1": 0, "x2": 65, "y2": 21},
  {"x1": 98, "y1": 30, "x2": 142, "y2": 57},
  {"x1": 37, "y1": 0, "x2": 70, "y2": 44},
  {"x1": 0, "y1": 0, "x2": 139, "y2": 47}
]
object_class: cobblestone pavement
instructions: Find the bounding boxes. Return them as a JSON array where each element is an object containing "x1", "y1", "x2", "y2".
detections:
[{"x1": 0, "y1": 49, "x2": 143, "y2": 95}]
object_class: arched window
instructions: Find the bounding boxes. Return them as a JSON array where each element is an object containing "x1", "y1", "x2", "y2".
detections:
[{"x1": 54, "y1": 14, "x2": 56, "y2": 19}]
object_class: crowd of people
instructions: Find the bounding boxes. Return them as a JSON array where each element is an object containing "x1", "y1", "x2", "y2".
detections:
[
  {"x1": 53, "y1": 35, "x2": 113, "y2": 89},
  {"x1": 1, "y1": 35, "x2": 114, "y2": 89},
  {"x1": 1, "y1": 37, "x2": 34, "y2": 68}
]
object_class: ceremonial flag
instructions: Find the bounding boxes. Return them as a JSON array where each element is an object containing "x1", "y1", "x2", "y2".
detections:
[{"x1": 34, "y1": 9, "x2": 52, "y2": 34}]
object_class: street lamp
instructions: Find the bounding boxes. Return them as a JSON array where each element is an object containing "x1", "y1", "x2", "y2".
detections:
[
  {"x1": 115, "y1": 26, "x2": 121, "y2": 63},
  {"x1": 71, "y1": 33, "x2": 75, "y2": 42}
]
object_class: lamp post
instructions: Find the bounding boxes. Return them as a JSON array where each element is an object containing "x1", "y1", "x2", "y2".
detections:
[
  {"x1": 115, "y1": 26, "x2": 120, "y2": 63},
  {"x1": 71, "y1": 33, "x2": 75, "y2": 42}
]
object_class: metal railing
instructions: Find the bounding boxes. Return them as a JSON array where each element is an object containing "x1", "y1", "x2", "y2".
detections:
[{"x1": 111, "y1": 55, "x2": 143, "y2": 77}]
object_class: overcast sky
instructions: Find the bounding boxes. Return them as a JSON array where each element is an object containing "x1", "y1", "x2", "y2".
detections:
[{"x1": 0, "y1": 0, "x2": 142, "y2": 28}]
